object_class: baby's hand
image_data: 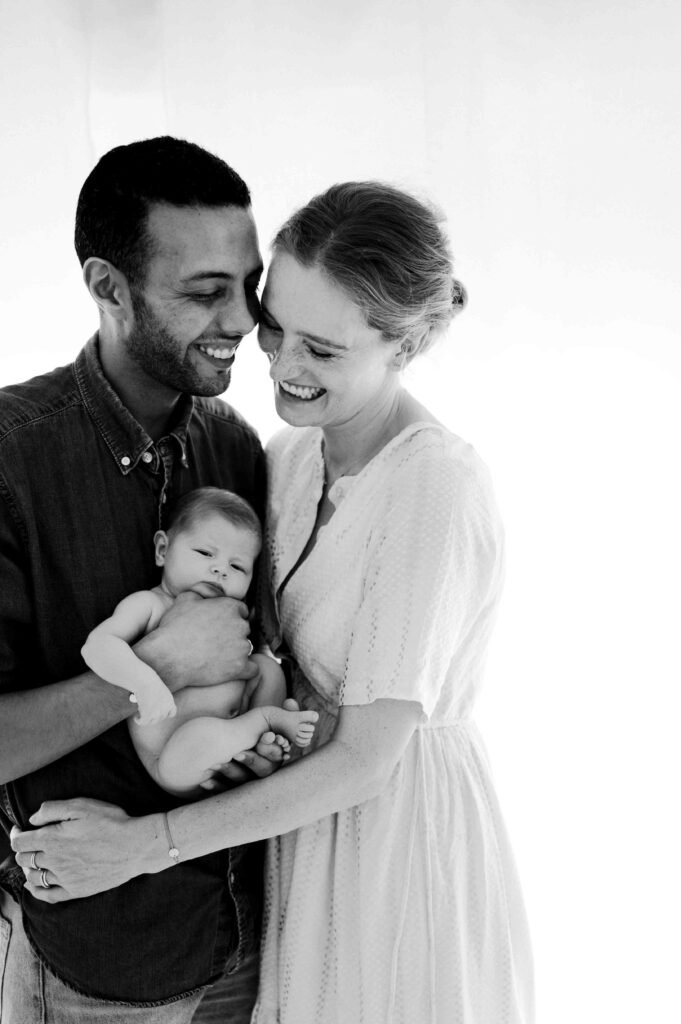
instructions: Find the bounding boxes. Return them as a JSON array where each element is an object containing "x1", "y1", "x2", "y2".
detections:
[{"x1": 131, "y1": 686, "x2": 177, "y2": 726}]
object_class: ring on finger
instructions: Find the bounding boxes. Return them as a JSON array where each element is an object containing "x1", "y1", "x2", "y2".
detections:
[
  {"x1": 39, "y1": 868, "x2": 51, "y2": 889},
  {"x1": 247, "y1": 640, "x2": 254, "y2": 656},
  {"x1": 30, "y1": 851, "x2": 39, "y2": 871}
]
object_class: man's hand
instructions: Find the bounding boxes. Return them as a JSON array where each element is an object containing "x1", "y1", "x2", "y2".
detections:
[{"x1": 134, "y1": 593, "x2": 257, "y2": 693}]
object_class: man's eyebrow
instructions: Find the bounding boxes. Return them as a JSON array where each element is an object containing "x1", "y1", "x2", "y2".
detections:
[
  {"x1": 260, "y1": 301, "x2": 347, "y2": 350},
  {"x1": 182, "y1": 265, "x2": 264, "y2": 283}
]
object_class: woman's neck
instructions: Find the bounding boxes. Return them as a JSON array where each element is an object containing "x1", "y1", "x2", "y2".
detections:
[{"x1": 321, "y1": 387, "x2": 418, "y2": 485}]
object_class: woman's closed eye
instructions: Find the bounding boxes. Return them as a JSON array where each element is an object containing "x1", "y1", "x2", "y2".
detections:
[{"x1": 304, "y1": 342, "x2": 334, "y2": 360}]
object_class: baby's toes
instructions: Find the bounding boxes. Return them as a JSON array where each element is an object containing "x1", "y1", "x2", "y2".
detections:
[{"x1": 296, "y1": 724, "x2": 316, "y2": 746}]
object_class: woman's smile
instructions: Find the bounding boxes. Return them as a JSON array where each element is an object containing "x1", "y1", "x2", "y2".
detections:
[{"x1": 277, "y1": 380, "x2": 326, "y2": 401}]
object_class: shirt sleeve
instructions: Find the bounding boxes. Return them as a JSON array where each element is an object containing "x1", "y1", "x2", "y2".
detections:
[
  {"x1": 0, "y1": 475, "x2": 33, "y2": 694},
  {"x1": 338, "y1": 440, "x2": 503, "y2": 717}
]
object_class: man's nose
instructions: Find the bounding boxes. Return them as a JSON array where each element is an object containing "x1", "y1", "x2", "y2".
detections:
[{"x1": 215, "y1": 290, "x2": 257, "y2": 337}]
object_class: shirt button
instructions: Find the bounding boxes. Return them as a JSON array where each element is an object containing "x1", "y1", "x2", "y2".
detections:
[
  {"x1": 142, "y1": 452, "x2": 153, "y2": 464},
  {"x1": 120, "y1": 456, "x2": 131, "y2": 467}
]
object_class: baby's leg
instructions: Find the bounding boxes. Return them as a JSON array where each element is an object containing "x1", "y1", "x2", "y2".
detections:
[
  {"x1": 129, "y1": 681, "x2": 246, "y2": 788},
  {"x1": 155, "y1": 706, "x2": 318, "y2": 796}
]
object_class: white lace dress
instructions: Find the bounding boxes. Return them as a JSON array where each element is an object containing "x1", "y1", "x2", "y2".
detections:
[{"x1": 252, "y1": 422, "x2": 533, "y2": 1024}]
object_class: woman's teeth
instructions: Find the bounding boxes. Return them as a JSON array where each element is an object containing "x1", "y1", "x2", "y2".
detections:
[
  {"x1": 279, "y1": 381, "x2": 326, "y2": 401},
  {"x1": 198, "y1": 344, "x2": 238, "y2": 360}
]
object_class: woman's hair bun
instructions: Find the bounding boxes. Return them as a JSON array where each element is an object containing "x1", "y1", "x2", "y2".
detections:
[{"x1": 451, "y1": 278, "x2": 467, "y2": 314}]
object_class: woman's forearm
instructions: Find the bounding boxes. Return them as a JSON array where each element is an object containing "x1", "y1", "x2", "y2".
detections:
[{"x1": 147, "y1": 698, "x2": 422, "y2": 872}]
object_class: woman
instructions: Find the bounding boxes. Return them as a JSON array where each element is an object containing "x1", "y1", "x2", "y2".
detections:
[{"x1": 16, "y1": 183, "x2": 533, "y2": 1023}]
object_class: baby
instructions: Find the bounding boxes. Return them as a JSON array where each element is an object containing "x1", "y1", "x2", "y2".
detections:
[{"x1": 82, "y1": 487, "x2": 317, "y2": 796}]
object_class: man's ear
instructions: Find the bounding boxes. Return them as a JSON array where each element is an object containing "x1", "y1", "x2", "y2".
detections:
[
  {"x1": 154, "y1": 531, "x2": 169, "y2": 566},
  {"x1": 82, "y1": 257, "x2": 133, "y2": 320}
]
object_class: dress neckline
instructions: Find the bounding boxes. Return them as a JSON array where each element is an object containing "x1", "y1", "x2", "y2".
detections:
[{"x1": 320, "y1": 420, "x2": 449, "y2": 505}]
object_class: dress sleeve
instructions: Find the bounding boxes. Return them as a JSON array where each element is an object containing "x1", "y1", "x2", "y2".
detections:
[{"x1": 339, "y1": 439, "x2": 503, "y2": 717}]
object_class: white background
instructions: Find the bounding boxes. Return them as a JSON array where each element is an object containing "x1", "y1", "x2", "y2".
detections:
[{"x1": 1, "y1": 1, "x2": 680, "y2": 1020}]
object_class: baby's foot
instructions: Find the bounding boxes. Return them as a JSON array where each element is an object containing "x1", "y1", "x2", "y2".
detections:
[
  {"x1": 268, "y1": 707, "x2": 318, "y2": 749},
  {"x1": 274, "y1": 734, "x2": 291, "y2": 754},
  {"x1": 291, "y1": 709, "x2": 318, "y2": 747}
]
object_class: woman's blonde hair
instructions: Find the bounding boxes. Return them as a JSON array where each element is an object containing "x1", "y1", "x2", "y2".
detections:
[{"x1": 273, "y1": 181, "x2": 466, "y2": 359}]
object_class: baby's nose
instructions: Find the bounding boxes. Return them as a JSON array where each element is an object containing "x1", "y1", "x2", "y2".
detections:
[{"x1": 210, "y1": 565, "x2": 228, "y2": 579}]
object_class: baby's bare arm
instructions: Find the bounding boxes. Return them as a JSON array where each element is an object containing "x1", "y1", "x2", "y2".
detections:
[{"x1": 82, "y1": 592, "x2": 176, "y2": 723}]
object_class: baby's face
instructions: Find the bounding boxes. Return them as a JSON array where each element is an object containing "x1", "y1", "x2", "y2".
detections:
[{"x1": 156, "y1": 515, "x2": 260, "y2": 600}]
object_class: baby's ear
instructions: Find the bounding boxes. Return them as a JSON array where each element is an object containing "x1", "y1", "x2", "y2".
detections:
[{"x1": 153, "y1": 530, "x2": 169, "y2": 566}]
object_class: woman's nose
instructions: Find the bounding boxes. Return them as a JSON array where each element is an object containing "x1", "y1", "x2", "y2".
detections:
[{"x1": 266, "y1": 338, "x2": 299, "y2": 381}]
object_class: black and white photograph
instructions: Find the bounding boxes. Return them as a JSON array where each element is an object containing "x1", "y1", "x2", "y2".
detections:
[{"x1": 0, "y1": 2, "x2": 679, "y2": 1022}]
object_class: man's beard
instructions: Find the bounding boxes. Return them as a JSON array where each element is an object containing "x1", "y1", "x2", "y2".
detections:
[{"x1": 126, "y1": 292, "x2": 231, "y2": 397}]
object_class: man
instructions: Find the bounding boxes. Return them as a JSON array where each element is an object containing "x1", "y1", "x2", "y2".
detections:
[{"x1": 0, "y1": 137, "x2": 279, "y2": 1021}]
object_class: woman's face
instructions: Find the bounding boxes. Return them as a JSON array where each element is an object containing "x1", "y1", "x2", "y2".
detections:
[{"x1": 258, "y1": 253, "x2": 400, "y2": 431}]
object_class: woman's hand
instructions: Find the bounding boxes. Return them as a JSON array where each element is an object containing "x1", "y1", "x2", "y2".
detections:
[{"x1": 10, "y1": 798, "x2": 159, "y2": 903}]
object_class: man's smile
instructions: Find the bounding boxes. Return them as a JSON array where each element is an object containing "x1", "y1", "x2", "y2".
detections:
[{"x1": 196, "y1": 342, "x2": 240, "y2": 365}]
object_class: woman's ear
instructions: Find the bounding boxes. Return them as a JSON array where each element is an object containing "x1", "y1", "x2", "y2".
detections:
[
  {"x1": 392, "y1": 340, "x2": 415, "y2": 371},
  {"x1": 153, "y1": 531, "x2": 169, "y2": 566},
  {"x1": 82, "y1": 257, "x2": 133, "y2": 321}
]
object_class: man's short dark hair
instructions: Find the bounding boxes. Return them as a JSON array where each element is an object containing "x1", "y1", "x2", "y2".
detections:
[{"x1": 75, "y1": 136, "x2": 251, "y2": 287}]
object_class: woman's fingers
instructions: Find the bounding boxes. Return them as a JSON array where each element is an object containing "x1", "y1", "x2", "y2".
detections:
[{"x1": 24, "y1": 878, "x2": 69, "y2": 903}]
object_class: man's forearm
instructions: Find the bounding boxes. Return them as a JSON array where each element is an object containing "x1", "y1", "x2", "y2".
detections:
[{"x1": 0, "y1": 673, "x2": 133, "y2": 784}]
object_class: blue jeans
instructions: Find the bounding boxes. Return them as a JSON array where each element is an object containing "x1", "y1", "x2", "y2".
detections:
[{"x1": 0, "y1": 890, "x2": 259, "y2": 1024}]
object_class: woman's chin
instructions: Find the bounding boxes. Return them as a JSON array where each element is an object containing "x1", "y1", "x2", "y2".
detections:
[{"x1": 274, "y1": 387, "x2": 327, "y2": 425}]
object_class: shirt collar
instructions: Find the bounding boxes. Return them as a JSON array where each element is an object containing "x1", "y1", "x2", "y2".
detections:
[{"x1": 74, "y1": 335, "x2": 194, "y2": 476}]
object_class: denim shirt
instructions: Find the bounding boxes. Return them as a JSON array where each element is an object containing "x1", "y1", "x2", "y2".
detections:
[{"x1": 0, "y1": 337, "x2": 267, "y2": 1002}]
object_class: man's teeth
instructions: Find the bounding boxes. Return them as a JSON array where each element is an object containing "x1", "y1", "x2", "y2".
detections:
[
  {"x1": 198, "y1": 344, "x2": 238, "y2": 359},
  {"x1": 279, "y1": 381, "x2": 326, "y2": 400}
]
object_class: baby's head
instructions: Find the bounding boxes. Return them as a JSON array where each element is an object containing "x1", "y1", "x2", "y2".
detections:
[{"x1": 154, "y1": 488, "x2": 262, "y2": 601}]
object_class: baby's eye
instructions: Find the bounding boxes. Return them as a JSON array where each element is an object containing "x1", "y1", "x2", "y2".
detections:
[
  {"x1": 231, "y1": 564, "x2": 246, "y2": 573},
  {"x1": 194, "y1": 549, "x2": 211, "y2": 556}
]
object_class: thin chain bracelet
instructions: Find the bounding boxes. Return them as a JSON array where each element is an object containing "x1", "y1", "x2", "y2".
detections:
[{"x1": 162, "y1": 812, "x2": 180, "y2": 866}]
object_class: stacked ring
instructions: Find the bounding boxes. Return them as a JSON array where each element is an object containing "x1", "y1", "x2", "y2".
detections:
[
  {"x1": 30, "y1": 851, "x2": 39, "y2": 871},
  {"x1": 39, "y1": 869, "x2": 51, "y2": 889}
]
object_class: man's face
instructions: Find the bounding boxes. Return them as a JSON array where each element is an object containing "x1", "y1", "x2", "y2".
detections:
[{"x1": 125, "y1": 204, "x2": 263, "y2": 397}]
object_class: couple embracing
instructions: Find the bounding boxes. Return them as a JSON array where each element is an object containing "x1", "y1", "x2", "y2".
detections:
[{"x1": 0, "y1": 137, "x2": 533, "y2": 1023}]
